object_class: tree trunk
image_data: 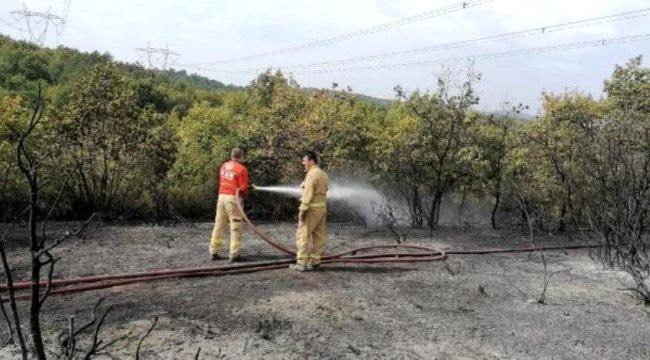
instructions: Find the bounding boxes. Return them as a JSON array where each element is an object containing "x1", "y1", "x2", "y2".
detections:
[
  {"x1": 558, "y1": 201, "x2": 567, "y2": 232},
  {"x1": 429, "y1": 191, "x2": 443, "y2": 229},
  {"x1": 491, "y1": 190, "x2": 500, "y2": 230},
  {"x1": 28, "y1": 181, "x2": 46, "y2": 360},
  {"x1": 458, "y1": 192, "x2": 467, "y2": 226},
  {"x1": 0, "y1": 241, "x2": 28, "y2": 360}
]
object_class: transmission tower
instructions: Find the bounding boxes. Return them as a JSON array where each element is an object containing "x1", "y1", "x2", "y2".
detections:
[
  {"x1": 135, "y1": 42, "x2": 181, "y2": 70},
  {"x1": 9, "y1": 1, "x2": 70, "y2": 46}
]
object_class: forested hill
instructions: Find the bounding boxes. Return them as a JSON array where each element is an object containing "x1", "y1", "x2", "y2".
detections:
[
  {"x1": 0, "y1": 34, "x2": 394, "y2": 106},
  {"x1": 0, "y1": 34, "x2": 242, "y2": 102},
  {"x1": 152, "y1": 68, "x2": 241, "y2": 91}
]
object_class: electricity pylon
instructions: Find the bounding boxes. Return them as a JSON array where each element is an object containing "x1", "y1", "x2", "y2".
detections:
[{"x1": 135, "y1": 42, "x2": 181, "y2": 70}]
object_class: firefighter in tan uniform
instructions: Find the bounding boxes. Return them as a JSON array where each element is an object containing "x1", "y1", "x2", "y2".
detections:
[
  {"x1": 210, "y1": 147, "x2": 249, "y2": 262},
  {"x1": 290, "y1": 151, "x2": 329, "y2": 272}
]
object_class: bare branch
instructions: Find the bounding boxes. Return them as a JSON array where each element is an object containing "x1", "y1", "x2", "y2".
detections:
[
  {"x1": 514, "y1": 189, "x2": 554, "y2": 305},
  {"x1": 38, "y1": 251, "x2": 59, "y2": 306},
  {"x1": 0, "y1": 225, "x2": 28, "y2": 359},
  {"x1": 135, "y1": 317, "x2": 159, "y2": 360},
  {"x1": 40, "y1": 168, "x2": 76, "y2": 246},
  {"x1": 64, "y1": 317, "x2": 76, "y2": 360},
  {"x1": 74, "y1": 297, "x2": 106, "y2": 338},
  {"x1": 83, "y1": 304, "x2": 114, "y2": 360},
  {"x1": 36, "y1": 179, "x2": 51, "y2": 192},
  {"x1": 16, "y1": 84, "x2": 44, "y2": 179},
  {"x1": 59, "y1": 297, "x2": 106, "y2": 359},
  {"x1": 0, "y1": 227, "x2": 15, "y2": 343},
  {"x1": 0, "y1": 166, "x2": 11, "y2": 197},
  {"x1": 58, "y1": 299, "x2": 127, "y2": 359},
  {"x1": 95, "y1": 334, "x2": 128, "y2": 353},
  {"x1": 38, "y1": 213, "x2": 97, "y2": 257},
  {"x1": 0, "y1": 291, "x2": 14, "y2": 344}
]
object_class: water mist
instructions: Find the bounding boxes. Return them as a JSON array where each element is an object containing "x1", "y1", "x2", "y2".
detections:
[{"x1": 254, "y1": 182, "x2": 386, "y2": 226}]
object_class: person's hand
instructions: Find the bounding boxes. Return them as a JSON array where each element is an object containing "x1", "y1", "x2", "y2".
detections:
[
  {"x1": 251, "y1": 184, "x2": 258, "y2": 191},
  {"x1": 299, "y1": 210, "x2": 306, "y2": 223}
]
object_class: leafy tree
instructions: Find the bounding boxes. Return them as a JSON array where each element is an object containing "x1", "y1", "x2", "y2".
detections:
[
  {"x1": 236, "y1": 71, "x2": 308, "y2": 218},
  {"x1": 54, "y1": 63, "x2": 144, "y2": 216},
  {"x1": 0, "y1": 96, "x2": 29, "y2": 217},
  {"x1": 533, "y1": 92, "x2": 603, "y2": 230},
  {"x1": 467, "y1": 110, "x2": 517, "y2": 228},
  {"x1": 373, "y1": 68, "x2": 480, "y2": 228},
  {"x1": 576, "y1": 57, "x2": 650, "y2": 303},
  {"x1": 0, "y1": 36, "x2": 52, "y2": 105},
  {"x1": 133, "y1": 111, "x2": 177, "y2": 222},
  {"x1": 168, "y1": 102, "x2": 240, "y2": 218},
  {"x1": 300, "y1": 88, "x2": 380, "y2": 172}
]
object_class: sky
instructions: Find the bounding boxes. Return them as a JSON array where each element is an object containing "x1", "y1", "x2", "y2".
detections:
[{"x1": 0, "y1": 0, "x2": 648, "y2": 113}]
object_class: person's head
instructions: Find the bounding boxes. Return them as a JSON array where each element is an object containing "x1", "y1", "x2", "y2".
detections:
[
  {"x1": 231, "y1": 147, "x2": 244, "y2": 161},
  {"x1": 301, "y1": 150, "x2": 318, "y2": 171}
]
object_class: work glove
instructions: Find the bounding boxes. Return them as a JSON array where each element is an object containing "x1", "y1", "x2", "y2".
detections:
[{"x1": 251, "y1": 184, "x2": 258, "y2": 191}]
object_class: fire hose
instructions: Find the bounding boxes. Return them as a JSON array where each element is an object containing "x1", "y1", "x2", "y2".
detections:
[{"x1": 1, "y1": 190, "x2": 591, "y2": 302}]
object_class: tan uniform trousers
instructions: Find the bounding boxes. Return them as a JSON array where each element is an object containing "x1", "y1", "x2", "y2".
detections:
[
  {"x1": 210, "y1": 194, "x2": 244, "y2": 257},
  {"x1": 296, "y1": 207, "x2": 327, "y2": 266}
]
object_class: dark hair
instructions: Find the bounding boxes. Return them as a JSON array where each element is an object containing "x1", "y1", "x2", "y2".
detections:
[
  {"x1": 302, "y1": 150, "x2": 318, "y2": 164},
  {"x1": 231, "y1": 147, "x2": 244, "y2": 159}
]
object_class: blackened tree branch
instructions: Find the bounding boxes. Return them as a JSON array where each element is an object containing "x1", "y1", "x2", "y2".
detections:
[
  {"x1": 135, "y1": 317, "x2": 158, "y2": 360},
  {"x1": 0, "y1": 225, "x2": 28, "y2": 359},
  {"x1": 40, "y1": 168, "x2": 76, "y2": 247},
  {"x1": 38, "y1": 213, "x2": 97, "y2": 257},
  {"x1": 83, "y1": 304, "x2": 114, "y2": 360},
  {"x1": 38, "y1": 251, "x2": 59, "y2": 306}
]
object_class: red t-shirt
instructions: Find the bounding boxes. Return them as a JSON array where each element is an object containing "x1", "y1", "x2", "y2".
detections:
[{"x1": 218, "y1": 160, "x2": 249, "y2": 197}]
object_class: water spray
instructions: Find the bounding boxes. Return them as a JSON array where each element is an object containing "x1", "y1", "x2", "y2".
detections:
[
  {"x1": 254, "y1": 183, "x2": 387, "y2": 226},
  {"x1": 253, "y1": 185, "x2": 301, "y2": 196}
]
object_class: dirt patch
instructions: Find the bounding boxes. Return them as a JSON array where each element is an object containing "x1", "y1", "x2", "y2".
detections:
[{"x1": 2, "y1": 223, "x2": 650, "y2": 359}]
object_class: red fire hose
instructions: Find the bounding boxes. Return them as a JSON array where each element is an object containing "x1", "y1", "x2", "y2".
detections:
[{"x1": 0, "y1": 190, "x2": 591, "y2": 302}]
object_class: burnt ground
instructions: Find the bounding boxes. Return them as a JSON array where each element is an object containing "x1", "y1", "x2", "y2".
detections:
[{"x1": 1, "y1": 222, "x2": 649, "y2": 359}]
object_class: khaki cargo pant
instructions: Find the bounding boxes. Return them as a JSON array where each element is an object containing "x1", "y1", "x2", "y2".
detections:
[
  {"x1": 210, "y1": 194, "x2": 244, "y2": 257},
  {"x1": 296, "y1": 207, "x2": 327, "y2": 266}
]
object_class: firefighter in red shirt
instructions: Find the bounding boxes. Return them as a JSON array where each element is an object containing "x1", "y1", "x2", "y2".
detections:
[{"x1": 209, "y1": 147, "x2": 249, "y2": 261}]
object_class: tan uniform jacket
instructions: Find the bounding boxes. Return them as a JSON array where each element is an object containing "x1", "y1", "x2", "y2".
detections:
[{"x1": 299, "y1": 166, "x2": 329, "y2": 211}]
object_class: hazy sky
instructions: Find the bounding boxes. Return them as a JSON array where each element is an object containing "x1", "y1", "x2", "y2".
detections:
[{"x1": 1, "y1": 0, "x2": 648, "y2": 113}]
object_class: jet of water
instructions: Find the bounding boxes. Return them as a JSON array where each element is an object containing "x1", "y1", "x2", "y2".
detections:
[
  {"x1": 253, "y1": 185, "x2": 301, "y2": 196},
  {"x1": 254, "y1": 183, "x2": 386, "y2": 226}
]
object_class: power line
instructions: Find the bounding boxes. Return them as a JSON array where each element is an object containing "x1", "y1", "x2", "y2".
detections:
[
  {"x1": 186, "y1": 0, "x2": 494, "y2": 66},
  {"x1": 307, "y1": 33, "x2": 650, "y2": 74},
  {"x1": 185, "y1": 33, "x2": 650, "y2": 75},
  {"x1": 252, "y1": 7, "x2": 650, "y2": 72},
  {"x1": 0, "y1": 16, "x2": 23, "y2": 30}
]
